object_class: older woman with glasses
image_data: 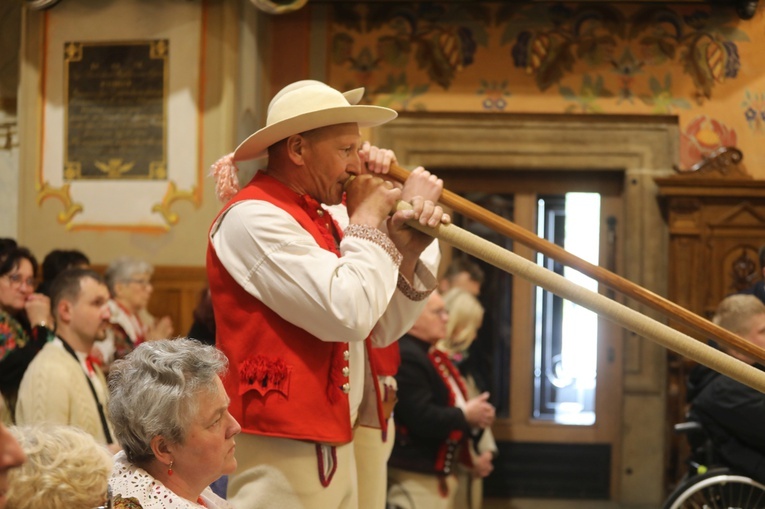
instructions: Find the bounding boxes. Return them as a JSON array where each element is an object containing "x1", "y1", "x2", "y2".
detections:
[
  {"x1": 107, "y1": 338, "x2": 240, "y2": 509},
  {"x1": 5, "y1": 423, "x2": 113, "y2": 509},
  {"x1": 95, "y1": 257, "x2": 174, "y2": 371},
  {"x1": 0, "y1": 245, "x2": 53, "y2": 424}
]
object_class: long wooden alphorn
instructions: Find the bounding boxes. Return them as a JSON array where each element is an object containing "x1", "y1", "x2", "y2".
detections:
[
  {"x1": 394, "y1": 201, "x2": 765, "y2": 393},
  {"x1": 387, "y1": 164, "x2": 765, "y2": 364}
]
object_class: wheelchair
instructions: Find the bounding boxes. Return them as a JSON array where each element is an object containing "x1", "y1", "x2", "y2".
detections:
[{"x1": 662, "y1": 421, "x2": 765, "y2": 509}]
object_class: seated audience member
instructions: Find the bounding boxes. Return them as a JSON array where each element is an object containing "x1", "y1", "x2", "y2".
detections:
[
  {"x1": 5, "y1": 423, "x2": 112, "y2": 509},
  {"x1": 438, "y1": 258, "x2": 485, "y2": 298},
  {"x1": 107, "y1": 338, "x2": 240, "y2": 509},
  {"x1": 0, "y1": 422, "x2": 26, "y2": 509},
  {"x1": 0, "y1": 240, "x2": 17, "y2": 256},
  {"x1": 438, "y1": 288, "x2": 496, "y2": 509},
  {"x1": 0, "y1": 247, "x2": 52, "y2": 424},
  {"x1": 97, "y1": 256, "x2": 174, "y2": 368},
  {"x1": 15, "y1": 269, "x2": 117, "y2": 451},
  {"x1": 185, "y1": 289, "x2": 225, "y2": 497},
  {"x1": 388, "y1": 291, "x2": 495, "y2": 509},
  {"x1": 688, "y1": 294, "x2": 765, "y2": 483},
  {"x1": 187, "y1": 287, "x2": 215, "y2": 346},
  {"x1": 741, "y1": 244, "x2": 765, "y2": 304},
  {"x1": 36, "y1": 249, "x2": 90, "y2": 297}
]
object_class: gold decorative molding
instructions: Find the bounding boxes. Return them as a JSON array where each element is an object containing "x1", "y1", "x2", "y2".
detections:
[
  {"x1": 151, "y1": 181, "x2": 201, "y2": 229},
  {"x1": 36, "y1": 181, "x2": 84, "y2": 228},
  {"x1": 0, "y1": 122, "x2": 18, "y2": 149}
]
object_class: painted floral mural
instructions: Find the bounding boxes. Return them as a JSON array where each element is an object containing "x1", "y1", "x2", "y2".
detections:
[{"x1": 327, "y1": 2, "x2": 765, "y2": 172}]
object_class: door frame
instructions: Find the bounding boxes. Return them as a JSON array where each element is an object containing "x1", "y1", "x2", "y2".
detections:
[{"x1": 373, "y1": 112, "x2": 679, "y2": 505}]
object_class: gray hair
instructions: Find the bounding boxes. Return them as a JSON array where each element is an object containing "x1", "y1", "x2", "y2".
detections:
[
  {"x1": 713, "y1": 294, "x2": 765, "y2": 336},
  {"x1": 107, "y1": 338, "x2": 228, "y2": 465},
  {"x1": 104, "y1": 256, "x2": 154, "y2": 295}
]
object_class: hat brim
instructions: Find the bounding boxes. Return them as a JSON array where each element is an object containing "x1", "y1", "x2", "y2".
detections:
[{"x1": 234, "y1": 105, "x2": 397, "y2": 162}]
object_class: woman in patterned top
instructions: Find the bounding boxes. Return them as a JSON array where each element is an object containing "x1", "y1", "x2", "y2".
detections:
[
  {"x1": 0, "y1": 245, "x2": 53, "y2": 424},
  {"x1": 107, "y1": 338, "x2": 240, "y2": 509}
]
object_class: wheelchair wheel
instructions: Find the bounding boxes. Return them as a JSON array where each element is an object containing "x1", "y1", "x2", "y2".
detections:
[{"x1": 663, "y1": 468, "x2": 765, "y2": 509}]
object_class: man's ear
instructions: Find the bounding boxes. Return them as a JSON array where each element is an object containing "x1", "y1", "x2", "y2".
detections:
[
  {"x1": 57, "y1": 299, "x2": 73, "y2": 324},
  {"x1": 286, "y1": 134, "x2": 306, "y2": 165}
]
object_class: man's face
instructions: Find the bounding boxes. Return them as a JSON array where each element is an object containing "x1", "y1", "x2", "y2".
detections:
[
  {"x1": 409, "y1": 292, "x2": 449, "y2": 345},
  {"x1": 451, "y1": 271, "x2": 481, "y2": 297},
  {"x1": 60, "y1": 277, "x2": 112, "y2": 344},
  {"x1": 299, "y1": 123, "x2": 362, "y2": 205},
  {"x1": 744, "y1": 312, "x2": 765, "y2": 351}
]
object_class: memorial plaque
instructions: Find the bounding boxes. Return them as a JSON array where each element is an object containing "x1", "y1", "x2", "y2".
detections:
[{"x1": 64, "y1": 40, "x2": 168, "y2": 180}]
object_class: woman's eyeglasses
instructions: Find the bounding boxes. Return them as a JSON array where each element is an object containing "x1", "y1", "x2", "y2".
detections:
[
  {"x1": 3, "y1": 273, "x2": 36, "y2": 289},
  {"x1": 124, "y1": 278, "x2": 152, "y2": 287}
]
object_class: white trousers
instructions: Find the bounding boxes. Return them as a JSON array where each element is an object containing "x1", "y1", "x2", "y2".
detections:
[
  {"x1": 353, "y1": 418, "x2": 395, "y2": 509},
  {"x1": 227, "y1": 433, "x2": 357, "y2": 509},
  {"x1": 387, "y1": 468, "x2": 458, "y2": 509}
]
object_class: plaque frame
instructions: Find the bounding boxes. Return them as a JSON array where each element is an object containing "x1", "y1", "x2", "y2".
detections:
[
  {"x1": 63, "y1": 40, "x2": 169, "y2": 183},
  {"x1": 36, "y1": 2, "x2": 205, "y2": 232}
]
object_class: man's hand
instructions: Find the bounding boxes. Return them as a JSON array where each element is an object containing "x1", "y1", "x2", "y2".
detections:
[
  {"x1": 463, "y1": 392, "x2": 496, "y2": 429},
  {"x1": 147, "y1": 315, "x2": 174, "y2": 342},
  {"x1": 360, "y1": 141, "x2": 397, "y2": 176},
  {"x1": 472, "y1": 451, "x2": 494, "y2": 478},
  {"x1": 356, "y1": 144, "x2": 450, "y2": 274},
  {"x1": 346, "y1": 174, "x2": 401, "y2": 228},
  {"x1": 388, "y1": 198, "x2": 448, "y2": 255},
  {"x1": 401, "y1": 167, "x2": 445, "y2": 205}
]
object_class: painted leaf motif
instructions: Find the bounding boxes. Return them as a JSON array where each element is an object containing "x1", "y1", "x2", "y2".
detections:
[
  {"x1": 536, "y1": 41, "x2": 575, "y2": 91},
  {"x1": 415, "y1": 36, "x2": 455, "y2": 89},
  {"x1": 378, "y1": 35, "x2": 410, "y2": 68},
  {"x1": 331, "y1": 33, "x2": 355, "y2": 65},
  {"x1": 658, "y1": 38, "x2": 677, "y2": 59},
  {"x1": 331, "y1": 4, "x2": 363, "y2": 32},
  {"x1": 682, "y1": 43, "x2": 713, "y2": 98}
]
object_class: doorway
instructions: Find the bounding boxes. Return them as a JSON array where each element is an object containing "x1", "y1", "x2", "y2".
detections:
[
  {"x1": 374, "y1": 112, "x2": 679, "y2": 506},
  {"x1": 440, "y1": 170, "x2": 624, "y2": 499}
]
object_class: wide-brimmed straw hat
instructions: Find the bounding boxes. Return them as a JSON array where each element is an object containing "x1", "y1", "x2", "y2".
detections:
[
  {"x1": 233, "y1": 82, "x2": 397, "y2": 162},
  {"x1": 267, "y1": 80, "x2": 365, "y2": 114}
]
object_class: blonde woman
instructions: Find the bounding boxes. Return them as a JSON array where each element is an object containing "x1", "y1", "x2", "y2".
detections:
[
  {"x1": 6, "y1": 424, "x2": 113, "y2": 509},
  {"x1": 438, "y1": 288, "x2": 497, "y2": 509}
]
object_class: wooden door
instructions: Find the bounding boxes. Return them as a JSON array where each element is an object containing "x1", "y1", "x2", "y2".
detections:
[{"x1": 439, "y1": 169, "x2": 625, "y2": 500}]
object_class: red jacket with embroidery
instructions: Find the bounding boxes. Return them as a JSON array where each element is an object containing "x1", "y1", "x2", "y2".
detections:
[{"x1": 207, "y1": 173, "x2": 387, "y2": 444}]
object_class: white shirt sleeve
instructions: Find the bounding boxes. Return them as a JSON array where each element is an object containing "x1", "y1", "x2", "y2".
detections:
[
  {"x1": 210, "y1": 199, "x2": 401, "y2": 343},
  {"x1": 369, "y1": 237, "x2": 441, "y2": 347}
]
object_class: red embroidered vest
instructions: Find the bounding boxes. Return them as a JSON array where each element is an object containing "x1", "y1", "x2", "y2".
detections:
[{"x1": 207, "y1": 173, "x2": 385, "y2": 444}]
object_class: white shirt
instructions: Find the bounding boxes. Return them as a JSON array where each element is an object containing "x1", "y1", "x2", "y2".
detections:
[
  {"x1": 210, "y1": 199, "x2": 439, "y2": 424},
  {"x1": 110, "y1": 451, "x2": 232, "y2": 509}
]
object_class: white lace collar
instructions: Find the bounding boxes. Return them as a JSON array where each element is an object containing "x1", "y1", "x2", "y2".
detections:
[{"x1": 109, "y1": 451, "x2": 231, "y2": 509}]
